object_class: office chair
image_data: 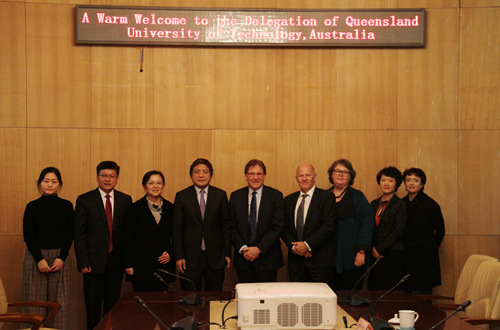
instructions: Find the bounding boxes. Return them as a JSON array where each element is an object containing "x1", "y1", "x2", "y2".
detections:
[
  {"x1": 0, "y1": 275, "x2": 60, "y2": 330},
  {"x1": 419, "y1": 254, "x2": 498, "y2": 308}
]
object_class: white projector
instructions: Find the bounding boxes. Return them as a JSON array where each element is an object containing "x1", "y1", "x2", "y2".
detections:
[{"x1": 235, "y1": 282, "x2": 337, "y2": 329}]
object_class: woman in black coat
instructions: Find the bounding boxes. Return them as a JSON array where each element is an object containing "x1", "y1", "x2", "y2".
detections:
[
  {"x1": 403, "y1": 168, "x2": 445, "y2": 294},
  {"x1": 124, "y1": 170, "x2": 175, "y2": 291},
  {"x1": 368, "y1": 166, "x2": 407, "y2": 290}
]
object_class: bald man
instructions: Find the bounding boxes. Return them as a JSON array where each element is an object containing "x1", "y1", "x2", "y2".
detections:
[{"x1": 282, "y1": 164, "x2": 337, "y2": 285}]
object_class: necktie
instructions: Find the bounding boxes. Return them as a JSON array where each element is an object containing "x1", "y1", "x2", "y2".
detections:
[
  {"x1": 200, "y1": 190, "x2": 206, "y2": 250},
  {"x1": 105, "y1": 194, "x2": 113, "y2": 253},
  {"x1": 249, "y1": 191, "x2": 257, "y2": 245},
  {"x1": 296, "y1": 194, "x2": 307, "y2": 241}
]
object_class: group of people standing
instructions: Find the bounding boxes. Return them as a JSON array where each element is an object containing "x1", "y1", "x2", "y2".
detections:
[{"x1": 21, "y1": 158, "x2": 445, "y2": 329}]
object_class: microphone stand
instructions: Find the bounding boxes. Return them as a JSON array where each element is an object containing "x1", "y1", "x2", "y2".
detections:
[
  {"x1": 349, "y1": 258, "x2": 381, "y2": 306},
  {"x1": 369, "y1": 274, "x2": 411, "y2": 330},
  {"x1": 157, "y1": 268, "x2": 201, "y2": 305},
  {"x1": 429, "y1": 300, "x2": 471, "y2": 330},
  {"x1": 134, "y1": 295, "x2": 170, "y2": 330},
  {"x1": 153, "y1": 273, "x2": 198, "y2": 330}
]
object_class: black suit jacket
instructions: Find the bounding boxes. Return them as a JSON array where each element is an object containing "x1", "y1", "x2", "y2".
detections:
[
  {"x1": 282, "y1": 187, "x2": 337, "y2": 271},
  {"x1": 173, "y1": 185, "x2": 231, "y2": 270},
  {"x1": 74, "y1": 188, "x2": 132, "y2": 274},
  {"x1": 230, "y1": 185, "x2": 284, "y2": 271},
  {"x1": 123, "y1": 196, "x2": 175, "y2": 282},
  {"x1": 370, "y1": 195, "x2": 407, "y2": 254}
]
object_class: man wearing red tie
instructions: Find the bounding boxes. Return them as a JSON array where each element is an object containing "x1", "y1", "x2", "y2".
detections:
[{"x1": 74, "y1": 161, "x2": 132, "y2": 330}]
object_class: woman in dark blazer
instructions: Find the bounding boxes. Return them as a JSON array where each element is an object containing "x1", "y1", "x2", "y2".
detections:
[
  {"x1": 124, "y1": 170, "x2": 175, "y2": 292},
  {"x1": 403, "y1": 168, "x2": 445, "y2": 294},
  {"x1": 368, "y1": 166, "x2": 407, "y2": 290}
]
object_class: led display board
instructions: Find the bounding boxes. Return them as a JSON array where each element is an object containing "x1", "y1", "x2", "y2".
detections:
[{"x1": 75, "y1": 5, "x2": 425, "y2": 47}]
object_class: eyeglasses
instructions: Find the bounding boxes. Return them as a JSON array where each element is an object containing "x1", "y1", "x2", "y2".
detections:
[
  {"x1": 99, "y1": 174, "x2": 117, "y2": 179},
  {"x1": 246, "y1": 172, "x2": 264, "y2": 177},
  {"x1": 333, "y1": 170, "x2": 350, "y2": 176}
]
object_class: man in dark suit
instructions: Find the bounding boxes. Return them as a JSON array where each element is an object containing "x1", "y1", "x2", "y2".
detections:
[
  {"x1": 282, "y1": 163, "x2": 336, "y2": 286},
  {"x1": 173, "y1": 158, "x2": 232, "y2": 291},
  {"x1": 230, "y1": 159, "x2": 284, "y2": 283},
  {"x1": 74, "y1": 161, "x2": 132, "y2": 330}
]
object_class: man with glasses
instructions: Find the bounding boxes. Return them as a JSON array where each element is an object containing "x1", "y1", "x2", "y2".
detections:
[
  {"x1": 230, "y1": 159, "x2": 284, "y2": 283},
  {"x1": 74, "y1": 161, "x2": 132, "y2": 329}
]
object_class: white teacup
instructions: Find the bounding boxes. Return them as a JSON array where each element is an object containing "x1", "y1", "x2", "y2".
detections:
[{"x1": 399, "y1": 310, "x2": 419, "y2": 328}]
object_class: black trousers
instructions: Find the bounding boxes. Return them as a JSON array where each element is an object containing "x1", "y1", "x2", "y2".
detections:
[
  {"x1": 289, "y1": 260, "x2": 334, "y2": 288},
  {"x1": 332, "y1": 267, "x2": 366, "y2": 290},
  {"x1": 132, "y1": 280, "x2": 168, "y2": 292},
  {"x1": 236, "y1": 262, "x2": 278, "y2": 283},
  {"x1": 182, "y1": 251, "x2": 225, "y2": 291},
  {"x1": 368, "y1": 249, "x2": 405, "y2": 290},
  {"x1": 83, "y1": 252, "x2": 123, "y2": 330}
]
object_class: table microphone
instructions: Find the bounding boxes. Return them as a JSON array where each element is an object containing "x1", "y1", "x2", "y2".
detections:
[
  {"x1": 429, "y1": 300, "x2": 471, "y2": 330},
  {"x1": 153, "y1": 273, "x2": 198, "y2": 330},
  {"x1": 157, "y1": 268, "x2": 201, "y2": 305},
  {"x1": 349, "y1": 258, "x2": 381, "y2": 306},
  {"x1": 134, "y1": 295, "x2": 170, "y2": 330},
  {"x1": 369, "y1": 274, "x2": 411, "y2": 330}
]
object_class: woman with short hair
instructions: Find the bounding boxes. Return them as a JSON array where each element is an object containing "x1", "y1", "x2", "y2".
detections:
[
  {"x1": 123, "y1": 170, "x2": 175, "y2": 291},
  {"x1": 327, "y1": 159, "x2": 374, "y2": 290},
  {"x1": 403, "y1": 167, "x2": 445, "y2": 294},
  {"x1": 368, "y1": 166, "x2": 407, "y2": 290}
]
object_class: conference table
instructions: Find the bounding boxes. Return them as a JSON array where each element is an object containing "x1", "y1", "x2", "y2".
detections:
[{"x1": 94, "y1": 289, "x2": 477, "y2": 329}]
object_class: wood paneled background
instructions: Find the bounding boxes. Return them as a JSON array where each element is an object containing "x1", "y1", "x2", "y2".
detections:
[{"x1": 1, "y1": 0, "x2": 499, "y2": 329}]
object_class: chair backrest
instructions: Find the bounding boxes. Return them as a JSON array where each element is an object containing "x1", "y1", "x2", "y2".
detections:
[
  {"x1": 455, "y1": 254, "x2": 499, "y2": 304},
  {"x1": 466, "y1": 260, "x2": 500, "y2": 319},
  {"x1": 0, "y1": 276, "x2": 7, "y2": 329}
]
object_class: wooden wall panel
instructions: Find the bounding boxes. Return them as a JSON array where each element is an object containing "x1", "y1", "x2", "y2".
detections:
[
  {"x1": 0, "y1": 129, "x2": 26, "y2": 234},
  {"x1": 152, "y1": 0, "x2": 216, "y2": 7},
  {"x1": 213, "y1": 130, "x2": 277, "y2": 193},
  {"x1": 91, "y1": 0, "x2": 152, "y2": 5},
  {"x1": 398, "y1": 0, "x2": 458, "y2": 8},
  {"x1": 436, "y1": 235, "x2": 458, "y2": 296},
  {"x1": 397, "y1": 130, "x2": 459, "y2": 234},
  {"x1": 26, "y1": 4, "x2": 90, "y2": 128},
  {"x1": 214, "y1": 49, "x2": 277, "y2": 129},
  {"x1": 458, "y1": 236, "x2": 500, "y2": 270},
  {"x1": 460, "y1": 0, "x2": 500, "y2": 7},
  {"x1": 277, "y1": 0, "x2": 398, "y2": 8},
  {"x1": 0, "y1": 236, "x2": 26, "y2": 302},
  {"x1": 278, "y1": 49, "x2": 337, "y2": 129},
  {"x1": 335, "y1": 130, "x2": 398, "y2": 201},
  {"x1": 337, "y1": 49, "x2": 398, "y2": 129},
  {"x1": 154, "y1": 48, "x2": 215, "y2": 129},
  {"x1": 0, "y1": 2, "x2": 26, "y2": 127},
  {"x1": 275, "y1": 130, "x2": 337, "y2": 196},
  {"x1": 459, "y1": 8, "x2": 500, "y2": 129},
  {"x1": 26, "y1": 128, "x2": 91, "y2": 203},
  {"x1": 459, "y1": 130, "x2": 500, "y2": 235},
  {"x1": 90, "y1": 47, "x2": 154, "y2": 129},
  {"x1": 90, "y1": 130, "x2": 155, "y2": 200},
  {"x1": 24, "y1": 0, "x2": 88, "y2": 4},
  {"x1": 153, "y1": 130, "x2": 213, "y2": 201},
  {"x1": 397, "y1": 9, "x2": 459, "y2": 129}
]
